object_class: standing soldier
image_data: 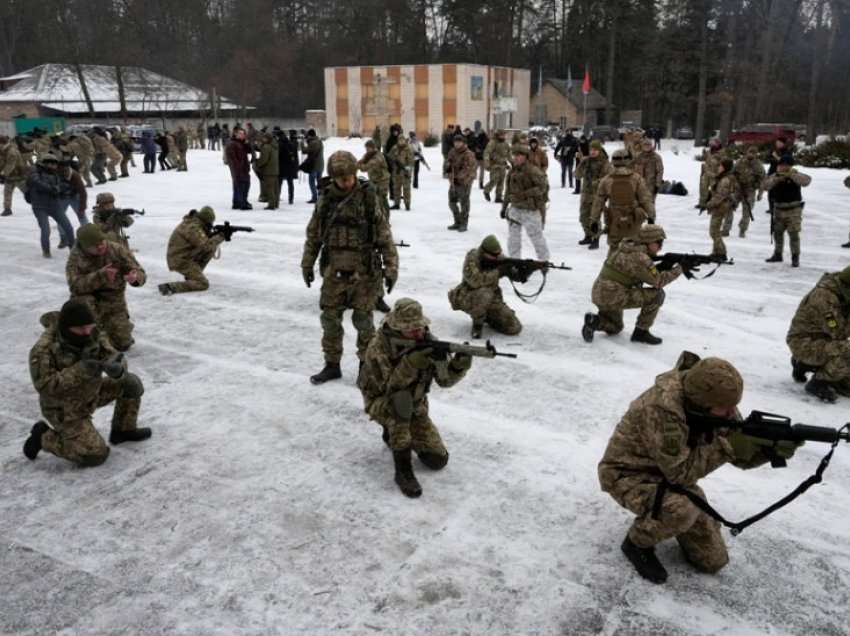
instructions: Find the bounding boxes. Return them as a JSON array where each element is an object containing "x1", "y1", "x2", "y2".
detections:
[
  {"x1": 786, "y1": 264, "x2": 850, "y2": 403},
  {"x1": 448, "y1": 235, "x2": 523, "y2": 339},
  {"x1": 92, "y1": 192, "x2": 135, "y2": 248},
  {"x1": 704, "y1": 159, "x2": 737, "y2": 260},
  {"x1": 763, "y1": 156, "x2": 811, "y2": 267},
  {"x1": 166, "y1": 130, "x2": 180, "y2": 171},
  {"x1": 175, "y1": 127, "x2": 189, "y2": 171},
  {"x1": 582, "y1": 224, "x2": 682, "y2": 346},
  {"x1": 255, "y1": 133, "x2": 280, "y2": 210},
  {"x1": 159, "y1": 207, "x2": 227, "y2": 295},
  {"x1": 358, "y1": 298, "x2": 473, "y2": 498},
  {"x1": 113, "y1": 129, "x2": 133, "y2": 178},
  {"x1": 66, "y1": 224, "x2": 147, "y2": 352},
  {"x1": 634, "y1": 137, "x2": 664, "y2": 202},
  {"x1": 697, "y1": 139, "x2": 723, "y2": 210},
  {"x1": 301, "y1": 151, "x2": 399, "y2": 385},
  {"x1": 443, "y1": 135, "x2": 477, "y2": 232},
  {"x1": 575, "y1": 140, "x2": 612, "y2": 248},
  {"x1": 730, "y1": 145, "x2": 766, "y2": 239},
  {"x1": 527, "y1": 136, "x2": 549, "y2": 173},
  {"x1": 357, "y1": 140, "x2": 391, "y2": 216},
  {"x1": 483, "y1": 130, "x2": 511, "y2": 203},
  {"x1": 0, "y1": 134, "x2": 31, "y2": 217},
  {"x1": 598, "y1": 351, "x2": 800, "y2": 584},
  {"x1": 590, "y1": 149, "x2": 654, "y2": 255},
  {"x1": 387, "y1": 135, "x2": 415, "y2": 211},
  {"x1": 66, "y1": 134, "x2": 95, "y2": 187},
  {"x1": 24, "y1": 299, "x2": 151, "y2": 467},
  {"x1": 501, "y1": 144, "x2": 550, "y2": 261}
]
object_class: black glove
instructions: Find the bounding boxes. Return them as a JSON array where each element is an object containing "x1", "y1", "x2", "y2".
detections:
[
  {"x1": 384, "y1": 273, "x2": 396, "y2": 294},
  {"x1": 590, "y1": 222, "x2": 600, "y2": 235},
  {"x1": 302, "y1": 268, "x2": 314, "y2": 288},
  {"x1": 102, "y1": 353, "x2": 125, "y2": 379}
]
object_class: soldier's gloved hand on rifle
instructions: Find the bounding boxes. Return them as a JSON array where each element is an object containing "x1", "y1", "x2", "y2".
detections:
[
  {"x1": 406, "y1": 347, "x2": 433, "y2": 370},
  {"x1": 384, "y1": 272, "x2": 396, "y2": 294},
  {"x1": 101, "y1": 353, "x2": 126, "y2": 379},
  {"x1": 728, "y1": 431, "x2": 804, "y2": 463},
  {"x1": 302, "y1": 268, "x2": 314, "y2": 288},
  {"x1": 503, "y1": 264, "x2": 529, "y2": 284},
  {"x1": 450, "y1": 352, "x2": 472, "y2": 371}
]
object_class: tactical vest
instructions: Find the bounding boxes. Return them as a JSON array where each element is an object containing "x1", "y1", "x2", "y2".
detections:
[
  {"x1": 772, "y1": 176, "x2": 802, "y2": 206},
  {"x1": 319, "y1": 179, "x2": 379, "y2": 275},
  {"x1": 607, "y1": 174, "x2": 640, "y2": 236}
]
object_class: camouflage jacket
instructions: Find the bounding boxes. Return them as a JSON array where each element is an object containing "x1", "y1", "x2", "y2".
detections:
[
  {"x1": 576, "y1": 155, "x2": 612, "y2": 200},
  {"x1": 387, "y1": 142, "x2": 415, "y2": 173},
  {"x1": 598, "y1": 351, "x2": 766, "y2": 496},
  {"x1": 359, "y1": 324, "x2": 469, "y2": 411},
  {"x1": 93, "y1": 207, "x2": 132, "y2": 247},
  {"x1": 167, "y1": 214, "x2": 225, "y2": 269},
  {"x1": 443, "y1": 147, "x2": 477, "y2": 186},
  {"x1": 67, "y1": 136, "x2": 94, "y2": 161},
  {"x1": 701, "y1": 149, "x2": 723, "y2": 177},
  {"x1": 358, "y1": 151, "x2": 390, "y2": 190},
  {"x1": 733, "y1": 156, "x2": 766, "y2": 191},
  {"x1": 528, "y1": 147, "x2": 549, "y2": 171},
  {"x1": 634, "y1": 150, "x2": 664, "y2": 191},
  {"x1": 706, "y1": 173, "x2": 740, "y2": 214},
  {"x1": 452, "y1": 248, "x2": 502, "y2": 293},
  {"x1": 595, "y1": 239, "x2": 681, "y2": 289},
  {"x1": 762, "y1": 169, "x2": 812, "y2": 196},
  {"x1": 29, "y1": 311, "x2": 124, "y2": 422},
  {"x1": 787, "y1": 273, "x2": 850, "y2": 346},
  {"x1": 0, "y1": 141, "x2": 29, "y2": 180},
  {"x1": 505, "y1": 162, "x2": 548, "y2": 212},
  {"x1": 591, "y1": 168, "x2": 655, "y2": 227},
  {"x1": 483, "y1": 139, "x2": 511, "y2": 170},
  {"x1": 66, "y1": 241, "x2": 147, "y2": 299},
  {"x1": 301, "y1": 178, "x2": 398, "y2": 280}
]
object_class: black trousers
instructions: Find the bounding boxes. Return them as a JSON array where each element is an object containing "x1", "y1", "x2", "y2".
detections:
[
  {"x1": 560, "y1": 159, "x2": 574, "y2": 188},
  {"x1": 413, "y1": 161, "x2": 420, "y2": 189},
  {"x1": 143, "y1": 153, "x2": 156, "y2": 173},
  {"x1": 278, "y1": 176, "x2": 295, "y2": 204},
  {"x1": 158, "y1": 151, "x2": 171, "y2": 170}
]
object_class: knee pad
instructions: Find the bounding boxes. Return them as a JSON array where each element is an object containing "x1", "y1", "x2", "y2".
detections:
[
  {"x1": 390, "y1": 390, "x2": 414, "y2": 420},
  {"x1": 351, "y1": 309, "x2": 374, "y2": 332},
  {"x1": 121, "y1": 373, "x2": 144, "y2": 399},
  {"x1": 654, "y1": 289, "x2": 666, "y2": 305},
  {"x1": 79, "y1": 447, "x2": 110, "y2": 467},
  {"x1": 417, "y1": 449, "x2": 449, "y2": 470}
]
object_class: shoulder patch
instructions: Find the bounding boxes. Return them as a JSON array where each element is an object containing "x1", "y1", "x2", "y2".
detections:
[
  {"x1": 825, "y1": 313, "x2": 838, "y2": 329},
  {"x1": 649, "y1": 266, "x2": 658, "y2": 276}
]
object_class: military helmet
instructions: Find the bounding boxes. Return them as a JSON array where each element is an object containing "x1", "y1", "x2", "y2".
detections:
[
  {"x1": 95, "y1": 192, "x2": 115, "y2": 206},
  {"x1": 683, "y1": 357, "x2": 744, "y2": 409},
  {"x1": 386, "y1": 298, "x2": 431, "y2": 331},
  {"x1": 38, "y1": 152, "x2": 59, "y2": 165},
  {"x1": 513, "y1": 144, "x2": 530, "y2": 157},
  {"x1": 327, "y1": 150, "x2": 358, "y2": 178},
  {"x1": 611, "y1": 149, "x2": 631, "y2": 165},
  {"x1": 77, "y1": 223, "x2": 106, "y2": 249},
  {"x1": 480, "y1": 234, "x2": 502, "y2": 256},
  {"x1": 590, "y1": 140, "x2": 603, "y2": 151},
  {"x1": 197, "y1": 206, "x2": 215, "y2": 224},
  {"x1": 637, "y1": 224, "x2": 667, "y2": 245}
]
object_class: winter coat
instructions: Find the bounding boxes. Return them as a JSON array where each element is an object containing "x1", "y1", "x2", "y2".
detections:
[
  {"x1": 27, "y1": 166, "x2": 69, "y2": 211},
  {"x1": 300, "y1": 137, "x2": 325, "y2": 175},
  {"x1": 277, "y1": 136, "x2": 299, "y2": 179},
  {"x1": 225, "y1": 138, "x2": 251, "y2": 180},
  {"x1": 140, "y1": 131, "x2": 157, "y2": 155}
]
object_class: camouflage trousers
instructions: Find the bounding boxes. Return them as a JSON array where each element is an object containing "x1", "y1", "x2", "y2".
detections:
[
  {"x1": 507, "y1": 206, "x2": 550, "y2": 261},
  {"x1": 772, "y1": 206, "x2": 803, "y2": 257},
  {"x1": 74, "y1": 293, "x2": 135, "y2": 351},
  {"x1": 318, "y1": 272, "x2": 380, "y2": 363},
  {"x1": 392, "y1": 170, "x2": 411, "y2": 208},
  {"x1": 449, "y1": 183, "x2": 471, "y2": 227},
  {"x1": 724, "y1": 189, "x2": 756, "y2": 236},
  {"x1": 367, "y1": 396, "x2": 447, "y2": 456},
  {"x1": 449, "y1": 285, "x2": 522, "y2": 334},
  {"x1": 699, "y1": 171, "x2": 716, "y2": 207},
  {"x1": 40, "y1": 377, "x2": 141, "y2": 467},
  {"x1": 3, "y1": 178, "x2": 26, "y2": 211},
  {"x1": 709, "y1": 209, "x2": 728, "y2": 257},
  {"x1": 788, "y1": 337, "x2": 850, "y2": 394},
  {"x1": 592, "y1": 279, "x2": 665, "y2": 333},
  {"x1": 579, "y1": 195, "x2": 596, "y2": 237},
  {"x1": 484, "y1": 166, "x2": 507, "y2": 200},
  {"x1": 177, "y1": 150, "x2": 187, "y2": 171},
  {"x1": 106, "y1": 155, "x2": 119, "y2": 180},
  {"x1": 78, "y1": 156, "x2": 93, "y2": 186},
  {"x1": 477, "y1": 160, "x2": 486, "y2": 188},
  {"x1": 92, "y1": 155, "x2": 107, "y2": 182},
  {"x1": 615, "y1": 481, "x2": 728, "y2": 574},
  {"x1": 261, "y1": 175, "x2": 280, "y2": 208},
  {"x1": 167, "y1": 252, "x2": 215, "y2": 293}
]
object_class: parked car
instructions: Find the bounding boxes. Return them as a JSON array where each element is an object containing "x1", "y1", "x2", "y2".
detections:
[
  {"x1": 728, "y1": 123, "x2": 797, "y2": 145},
  {"x1": 674, "y1": 126, "x2": 694, "y2": 140},
  {"x1": 591, "y1": 125, "x2": 618, "y2": 142}
]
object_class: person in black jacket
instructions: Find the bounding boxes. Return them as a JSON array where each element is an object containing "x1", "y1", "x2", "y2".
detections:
[
  {"x1": 276, "y1": 129, "x2": 299, "y2": 205},
  {"x1": 554, "y1": 130, "x2": 579, "y2": 189},
  {"x1": 474, "y1": 130, "x2": 489, "y2": 189},
  {"x1": 155, "y1": 132, "x2": 172, "y2": 171},
  {"x1": 27, "y1": 153, "x2": 75, "y2": 257}
]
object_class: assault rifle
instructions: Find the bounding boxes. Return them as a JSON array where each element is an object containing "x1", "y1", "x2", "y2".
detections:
[
  {"x1": 652, "y1": 252, "x2": 733, "y2": 279},
  {"x1": 115, "y1": 208, "x2": 145, "y2": 217},
  {"x1": 401, "y1": 338, "x2": 517, "y2": 359},
  {"x1": 211, "y1": 221, "x2": 255, "y2": 241},
  {"x1": 492, "y1": 258, "x2": 572, "y2": 303},
  {"x1": 395, "y1": 241, "x2": 411, "y2": 248}
]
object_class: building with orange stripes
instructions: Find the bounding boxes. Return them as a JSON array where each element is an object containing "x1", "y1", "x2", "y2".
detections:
[{"x1": 323, "y1": 64, "x2": 531, "y2": 138}]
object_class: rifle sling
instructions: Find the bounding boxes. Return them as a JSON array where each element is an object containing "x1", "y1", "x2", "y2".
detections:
[
  {"x1": 652, "y1": 428, "x2": 846, "y2": 536},
  {"x1": 510, "y1": 270, "x2": 547, "y2": 304}
]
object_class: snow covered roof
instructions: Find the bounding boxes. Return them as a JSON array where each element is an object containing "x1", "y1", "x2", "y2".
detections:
[
  {"x1": 542, "y1": 79, "x2": 610, "y2": 110},
  {"x1": 0, "y1": 63, "x2": 244, "y2": 113}
]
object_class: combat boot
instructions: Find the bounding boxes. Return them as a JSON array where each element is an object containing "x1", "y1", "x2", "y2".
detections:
[
  {"x1": 1, "y1": 208, "x2": 11, "y2": 217},
  {"x1": 57, "y1": 239, "x2": 69, "y2": 249},
  {"x1": 457, "y1": 225, "x2": 468, "y2": 233},
  {"x1": 578, "y1": 235, "x2": 592, "y2": 245},
  {"x1": 110, "y1": 428, "x2": 152, "y2": 444},
  {"x1": 631, "y1": 328, "x2": 662, "y2": 345},
  {"x1": 23, "y1": 421, "x2": 49, "y2": 460},
  {"x1": 310, "y1": 362, "x2": 341, "y2": 385},
  {"x1": 447, "y1": 223, "x2": 460, "y2": 230},
  {"x1": 791, "y1": 357, "x2": 811, "y2": 383},
  {"x1": 375, "y1": 297, "x2": 391, "y2": 313},
  {"x1": 582, "y1": 313, "x2": 599, "y2": 343},
  {"x1": 404, "y1": 203, "x2": 410, "y2": 211},
  {"x1": 483, "y1": 191, "x2": 491, "y2": 202},
  {"x1": 842, "y1": 241, "x2": 850, "y2": 248},
  {"x1": 417, "y1": 450, "x2": 449, "y2": 470},
  {"x1": 805, "y1": 378, "x2": 838, "y2": 403},
  {"x1": 42, "y1": 249, "x2": 51, "y2": 258},
  {"x1": 392, "y1": 448, "x2": 422, "y2": 498},
  {"x1": 765, "y1": 253, "x2": 783, "y2": 263},
  {"x1": 621, "y1": 536, "x2": 668, "y2": 584},
  {"x1": 739, "y1": 229, "x2": 746, "y2": 238},
  {"x1": 791, "y1": 254, "x2": 800, "y2": 268},
  {"x1": 390, "y1": 203, "x2": 401, "y2": 210},
  {"x1": 158, "y1": 283, "x2": 175, "y2": 296},
  {"x1": 588, "y1": 238, "x2": 600, "y2": 250},
  {"x1": 471, "y1": 322, "x2": 484, "y2": 339}
]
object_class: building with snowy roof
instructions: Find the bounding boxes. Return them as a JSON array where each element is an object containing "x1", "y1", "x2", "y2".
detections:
[{"x1": 0, "y1": 63, "x2": 243, "y2": 120}]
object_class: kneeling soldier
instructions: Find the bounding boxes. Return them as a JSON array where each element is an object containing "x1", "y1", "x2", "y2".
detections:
[
  {"x1": 583, "y1": 224, "x2": 681, "y2": 345},
  {"x1": 92, "y1": 192, "x2": 133, "y2": 248},
  {"x1": 24, "y1": 300, "x2": 151, "y2": 467},
  {"x1": 159, "y1": 206, "x2": 226, "y2": 295},
  {"x1": 448, "y1": 235, "x2": 523, "y2": 339},
  {"x1": 598, "y1": 352, "x2": 801, "y2": 583},
  {"x1": 358, "y1": 298, "x2": 473, "y2": 498}
]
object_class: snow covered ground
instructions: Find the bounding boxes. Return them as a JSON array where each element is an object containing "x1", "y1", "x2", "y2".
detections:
[{"x1": 1, "y1": 139, "x2": 849, "y2": 636}]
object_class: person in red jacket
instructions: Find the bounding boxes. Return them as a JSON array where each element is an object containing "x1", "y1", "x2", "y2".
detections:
[{"x1": 225, "y1": 128, "x2": 252, "y2": 210}]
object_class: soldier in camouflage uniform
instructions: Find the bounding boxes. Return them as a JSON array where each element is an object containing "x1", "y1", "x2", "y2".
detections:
[
  {"x1": 254, "y1": 133, "x2": 280, "y2": 209},
  {"x1": 590, "y1": 149, "x2": 654, "y2": 255},
  {"x1": 159, "y1": 207, "x2": 226, "y2": 295},
  {"x1": 576, "y1": 140, "x2": 612, "y2": 248},
  {"x1": 763, "y1": 156, "x2": 811, "y2": 267},
  {"x1": 66, "y1": 224, "x2": 147, "y2": 352},
  {"x1": 174, "y1": 128, "x2": 189, "y2": 171},
  {"x1": 358, "y1": 298, "x2": 473, "y2": 498},
  {"x1": 0, "y1": 134, "x2": 31, "y2": 216},
  {"x1": 483, "y1": 130, "x2": 511, "y2": 203},
  {"x1": 598, "y1": 352, "x2": 801, "y2": 583},
  {"x1": 387, "y1": 136, "x2": 414, "y2": 211},
  {"x1": 501, "y1": 144, "x2": 550, "y2": 260},
  {"x1": 583, "y1": 224, "x2": 682, "y2": 346},
  {"x1": 448, "y1": 235, "x2": 523, "y2": 339},
  {"x1": 301, "y1": 150, "x2": 399, "y2": 384},
  {"x1": 66, "y1": 134, "x2": 95, "y2": 187},
  {"x1": 842, "y1": 176, "x2": 850, "y2": 248},
  {"x1": 527, "y1": 137, "x2": 549, "y2": 172},
  {"x1": 698, "y1": 139, "x2": 723, "y2": 209},
  {"x1": 634, "y1": 138, "x2": 664, "y2": 202},
  {"x1": 92, "y1": 192, "x2": 133, "y2": 248},
  {"x1": 730, "y1": 145, "x2": 766, "y2": 238},
  {"x1": 23, "y1": 299, "x2": 151, "y2": 467},
  {"x1": 786, "y1": 265, "x2": 850, "y2": 403},
  {"x1": 704, "y1": 159, "x2": 738, "y2": 259},
  {"x1": 358, "y1": 140, "x2": 391, "y2": 216},
  {"x1": 444, "y1": 135, "x2": 478, "y2": 232}
]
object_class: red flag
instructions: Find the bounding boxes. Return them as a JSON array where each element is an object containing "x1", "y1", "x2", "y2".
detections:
[{"x1": 582, "y1": 66, "x2": 591, "y2": 95}]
